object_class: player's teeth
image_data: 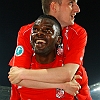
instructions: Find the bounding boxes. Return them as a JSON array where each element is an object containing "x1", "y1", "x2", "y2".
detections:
[{"x1": 36, "y1": 40, "x2": 46, "y2": 43}]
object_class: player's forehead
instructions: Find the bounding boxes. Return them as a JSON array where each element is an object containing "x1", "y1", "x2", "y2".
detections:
[
  {"x1": 64, "y1": 0, "x2": 78, "y2": 2},
  {"x1": 34, "y1": 18, "x2": 56, "y2": 27}
]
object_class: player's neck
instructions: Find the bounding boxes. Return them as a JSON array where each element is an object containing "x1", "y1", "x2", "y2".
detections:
[{"x1": 35, "y1": 50, "x2": 56, "y2": 64}]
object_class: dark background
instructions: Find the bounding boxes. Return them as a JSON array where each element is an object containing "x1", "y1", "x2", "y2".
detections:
[{"x1": 0, "y1": 1, "x2": 100, "y2": 87}]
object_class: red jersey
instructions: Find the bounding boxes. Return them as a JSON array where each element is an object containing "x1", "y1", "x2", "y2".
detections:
[
  {"x1": 9, "y1": 23, "x2": 92, "y2": 100},
  {"x1": 10, "y1": 54, "x2": 91, "y2": 100}
]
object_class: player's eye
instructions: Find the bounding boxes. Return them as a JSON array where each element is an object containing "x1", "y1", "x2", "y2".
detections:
[
  {"x1": 69, "y1": 1, "x2": 73, "y2": 7},
  {"x1": 43, "y1": 27, "x2": 52, "y2": 33}
]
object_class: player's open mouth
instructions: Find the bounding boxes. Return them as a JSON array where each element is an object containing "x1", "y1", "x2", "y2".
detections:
[
  {"x1": 35, "y1": 39, "x2": 47, "y2": 48},
  {"x1": 36, "y1": 40, "x2": 46, "y2": 44}
]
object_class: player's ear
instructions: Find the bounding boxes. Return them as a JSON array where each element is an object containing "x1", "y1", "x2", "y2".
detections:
[
  {"x1": 50, "y1": 2, "x2": 59, "y2": 13},
  {"x1": 57, "y1": 36, "x2": 62, "y2": 45}
]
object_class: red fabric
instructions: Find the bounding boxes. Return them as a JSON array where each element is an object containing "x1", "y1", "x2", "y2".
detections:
[
  {"x1": 10, "y1": 84, "x2": 21, "y2": 100},
  {"x1": 62, "y1": 23, "x2": 87, "y2": 65},
  {"x1": 9, "y1": 23, "x2": 34, "y2": 68}
]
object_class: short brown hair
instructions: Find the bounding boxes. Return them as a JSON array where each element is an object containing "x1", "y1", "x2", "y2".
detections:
[{"x1": 41, "y1": 0, "x2": 62, "y2": 14}]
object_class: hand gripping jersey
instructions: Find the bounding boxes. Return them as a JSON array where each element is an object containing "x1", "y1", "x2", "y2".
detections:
[{"x1": 9, "y1": 23, "x2": 92, "y2": 100}]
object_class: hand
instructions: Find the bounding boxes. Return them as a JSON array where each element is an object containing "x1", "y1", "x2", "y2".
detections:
[
  {"x1": 8, "y1": 67, "x2": 26, "y2": 84},
  {"x1": 62, "y1": 75, "x2": 82, "y2": 96}
]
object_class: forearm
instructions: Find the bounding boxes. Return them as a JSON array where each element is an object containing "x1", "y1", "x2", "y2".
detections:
[
  {"x1": 17, "y1": 77, "x2": 81, "y2": 96},
  {"x1": 17, "y1": 79, "x2": 63, "y2": 89},
  {"x1": 21, "y1": 63, "x2": 79, "y2": 83}
]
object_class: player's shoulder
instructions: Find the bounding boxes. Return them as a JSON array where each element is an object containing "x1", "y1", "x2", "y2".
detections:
[
  {"x1": 69, "y1": 23, "x2": 87, "y2": 34},
  {"x1": 17, "y1": 22, "x2": 34, "y2": 37},
  {"x1": 19, "y1": 22, "x2": 34, "y2": 33}
]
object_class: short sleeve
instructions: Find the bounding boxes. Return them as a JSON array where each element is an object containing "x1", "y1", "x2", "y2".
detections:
[
  {"x1": 9, "y1": 24, "x2": 34, "y2": 68},
  {"x1": 63, "y1": 26, "x2": 87, "y2": 65}
]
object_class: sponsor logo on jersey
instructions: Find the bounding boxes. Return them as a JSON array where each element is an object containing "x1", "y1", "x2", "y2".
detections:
[{"x1": 15, "y1": 46, "x2": 24, "y2": 56}]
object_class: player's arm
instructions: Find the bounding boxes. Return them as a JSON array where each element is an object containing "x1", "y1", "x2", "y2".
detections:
[
  {"x1": 16, "y1": 75, "x2": 81, "y2": 96},
  {"x1": 25, "y1": 63, "x2": 79, "y2": 82},
  {"x1": 8, "y1": 64, "x2": 79, "y2": 83}
]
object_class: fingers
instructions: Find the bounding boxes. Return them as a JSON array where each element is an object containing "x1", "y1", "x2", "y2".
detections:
[
  {"x1": 72, "y1": 77, "x2": 81, "y2": 90},
  {"x1": 74, "y1": 75, "x2": 82, "y2": 80},
  {"x1": 74, "y1": 91, "x2": 79, "y2": 96},
  {"x1": 10, "y1": 67, "x2": 19, "y2": 72},
  {"x1": 79, "y1": 85, "x2": 81, "y2": 89},
  {"x1": 72, "y1": 80, "x2": 81, "y2": 90},
  {"x1": 75, "y1": 81, "x2": 81, "y2": 90},
  {"x1": 8, "y1": 67, "x2": 15, "y2": 74},
  {"x1": 72, "y1": 91, "x2": 79, "y2": 96},
  {"x1": 8, "y1": 67, "x2": 19, "y2": 75},
  {"x1": 64, "y1": 81, "x2": 81, "y2": 96},
  {"x1": 76, "y1": 83, "x2": 81, "y2": 90},
  {"x1": 72, "y1": 81, "x2": 81, "y2": 96},
  {"x1": 76, "y1": 90, "x2": 79, "y2": 95}
]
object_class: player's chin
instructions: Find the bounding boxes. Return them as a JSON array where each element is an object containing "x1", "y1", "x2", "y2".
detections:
[
  {"x1": 36, "y1": 45, "x2": 47, "y2": 52},
  {"x1": 66, "y1": 21, "x2": 74, "y2": 26},
  {"x1": 70, "y1": 20, "x2": 75, "y2": 25}
]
